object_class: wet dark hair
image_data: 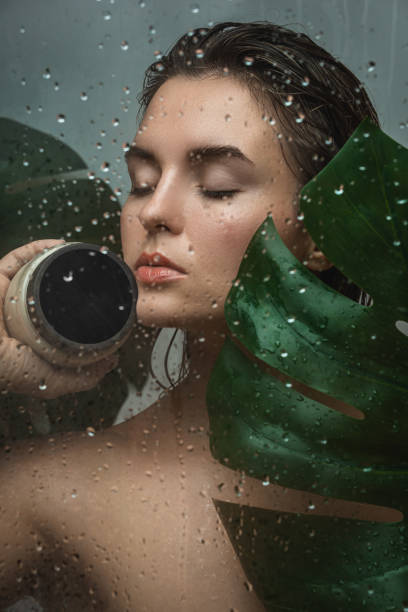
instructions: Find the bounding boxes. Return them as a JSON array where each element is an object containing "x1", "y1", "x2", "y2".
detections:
[{"x1": 136, "y1": 20, "x2": 376, "y2": 388}]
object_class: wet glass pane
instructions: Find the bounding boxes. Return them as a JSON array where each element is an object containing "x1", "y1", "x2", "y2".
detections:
[{"x1": 1, "y1": 2, "x2": 407, "y2": 611}]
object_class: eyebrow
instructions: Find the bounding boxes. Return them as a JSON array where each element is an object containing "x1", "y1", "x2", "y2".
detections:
[{"x1": 124, "y1": 144, "x2": 255, "y2": 167}]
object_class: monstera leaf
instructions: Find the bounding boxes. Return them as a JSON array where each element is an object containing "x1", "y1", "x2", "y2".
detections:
[
  {"x1": 0, "y1": 118, "x2": 153, "y2": 441},
  {"x1": 206, "y1": 118, "x2": 408, "y2": 611}
]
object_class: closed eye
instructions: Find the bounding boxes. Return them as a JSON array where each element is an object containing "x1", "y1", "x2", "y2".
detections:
[{"x1": 128, "y1": 186, "x2": 240, "y2": 200}]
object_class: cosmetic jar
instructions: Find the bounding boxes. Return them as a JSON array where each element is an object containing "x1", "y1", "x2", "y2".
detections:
[{"x1": 4, "y1": 242, "x2": 138, "y2": 367}]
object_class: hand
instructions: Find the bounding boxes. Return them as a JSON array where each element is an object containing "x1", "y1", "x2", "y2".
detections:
[{"x1": 0, "y1": 239, "x2": 119, "y2": 399}]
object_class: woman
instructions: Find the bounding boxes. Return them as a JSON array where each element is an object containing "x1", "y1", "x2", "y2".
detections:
[{"x1": 0, "y1": 21, "x2": 401, "y2": 611}]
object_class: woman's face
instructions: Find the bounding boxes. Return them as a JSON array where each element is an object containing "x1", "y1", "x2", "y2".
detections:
[{"x1": 122, "y1": 75, "x2": 315, "y2": 333}]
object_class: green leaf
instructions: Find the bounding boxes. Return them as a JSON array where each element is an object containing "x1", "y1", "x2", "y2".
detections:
[
  {"x1": 206, "y1": 118, "x2": 408, "y2": 610},
  {"x1": 0, "y1": 117, "x2": 122, "y2": 254}
]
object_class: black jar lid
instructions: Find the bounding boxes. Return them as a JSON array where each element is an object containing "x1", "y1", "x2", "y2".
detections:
[{"x1": 26, "y1": 243, "x2": 138, "y2": 351}]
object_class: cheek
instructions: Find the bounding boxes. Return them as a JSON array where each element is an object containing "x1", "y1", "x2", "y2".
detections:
[{"x1": 199, "y1": 214, "x2": 265, "y2": 278}]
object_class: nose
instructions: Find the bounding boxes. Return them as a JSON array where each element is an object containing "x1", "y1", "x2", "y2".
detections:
[{"x1": 137, "y1": 175, "x2": 185, "y2": 235}]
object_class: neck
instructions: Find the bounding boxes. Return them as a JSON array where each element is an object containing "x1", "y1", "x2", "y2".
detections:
[
  {"x1": 159, "y1": 321, "x2": 228, "y2": 429},
  {"x1": 184, "y1": 321, "x2": 228, "y2": 395}
]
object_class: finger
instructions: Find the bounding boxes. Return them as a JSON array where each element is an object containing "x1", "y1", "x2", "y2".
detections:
[
  {"x1": 0, "y1": 239, "x2": 65, "y2": 334},
  {"x1": 0, "y1": 339, "x2": 119, "y2": 399},
  {"x1": 36, "y1": 354, "x2": 120, "y2": 399},
  {"x1": 0, "y1": 239, "x2": 66, "y2": 282}
]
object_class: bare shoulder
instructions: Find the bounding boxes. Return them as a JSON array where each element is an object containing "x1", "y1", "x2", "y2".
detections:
[
  {"x1": 0, "y1": 413, "x2": 151, "y2": 610},
  {"x1": 0, "y1": 403, "x2": 268, "y2": 611}
]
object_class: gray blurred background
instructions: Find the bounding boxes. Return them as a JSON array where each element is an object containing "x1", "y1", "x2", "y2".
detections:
[
  {"x1": 1, "y1": 0, "x2": 407, "y2": 201},
  {"x1": 1, "y1": 0, "x2": 407, "y2": 424}
]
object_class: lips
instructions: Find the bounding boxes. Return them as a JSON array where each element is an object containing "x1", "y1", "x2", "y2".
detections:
[{"x1": 135, "y1": 251, "x2": 187, "y2": 274}]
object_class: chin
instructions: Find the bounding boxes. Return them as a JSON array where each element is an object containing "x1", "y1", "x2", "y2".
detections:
[{"x1": 136, "y1": 308, "x2": 188, "y2": 330}]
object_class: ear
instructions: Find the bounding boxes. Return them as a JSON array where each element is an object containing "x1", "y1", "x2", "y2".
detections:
[{"x1": 303, "y1": 244, "x2": 334, "y2": 272}]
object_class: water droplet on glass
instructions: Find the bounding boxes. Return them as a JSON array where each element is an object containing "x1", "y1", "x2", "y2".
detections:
[
  {"x1": 56, "y1": 114, "x2": 66, "y2": 123},
  {"x1": 284, "y1": 95, "x2": 293, "y2": 107},
  {"x1": 397, "y1": 198, "x2": 407, "y2": 205},
  {"x1": 396, "y1": 320, "x2": 408, "y2": 337},
  {"x1": 54, "y1": 82, "x2": 59, "y2": 91},
  {"x1": 23, "y1": 160, "x2": 29, "y2": 166},
  {"x1": 243, "y1": 56, "x2": 254, "y2": 66},
  {"x1": 63, "y1": 271, "x2": 74, "y2": 282},
  {"x1": 269, "y1": 117, "x2": 276, "y2": 126},
  {"x1": 301, "y1": 76, "x2": 310, "y2": 86},
  {"x1": 280, "y1": 351, "x2": 288, "y2": 358},
  {"x1": 20, "y1": 25, "x2": 25, "y2": 34},
  {"x1": 334, "y1": 184, "x2": 344, "y2": 195},
  {"x1": 42, "y1": 68, "x2": 51, "y2": 79},
  {"x1": 38, "y1": 380, "x2": 48, "y2": 391},
  {"x1": 139, "y1": 0, "x2": 146, "y2": 6},
  {"x1": 88, "y1": 171, "x2": 95, "y2": 180},
  {"x1": 149, "y1": 25, "x2": 156, "y2": 35},
  {"x1": 295, "y1": 113, "x2": 305, "y2": 123},
  {"x1": 225, "y1": 114, "x2": 231, "y2": 122},
  {"x1": 298, "y1": 287, "x2": 307, "y2": 294},
  {"x1": 101, "y1": 161, "x2": 110, "y2": 172},
  {"x1": 21, "y1": 77, "x2": 26, "y2": 86},
  {"x1": 80, "y1": 92, "x2": 88, "y2": 101},
  {"x1": 367, "y1": 60, "x2": 376, "y2": 72},
  {"x1": 71, "y1": 490, "x2": 78, "y2": 498},
  {"x1": 287, "y1": 316, "x2": 296, "y2": 323},
  {"x1": 195, "y1": 48, "x2": 204, "y2": 58},
  {"x1": 86, "y1": 427, "x2": 96, "y2": 437},
  {"x1": 385, "y1": 215, "x2": 392, "y2": 221},
  {"x1": 308, "y1": 502, "x2": 316, "y2": 510},
  {"x1": 358, "y1": 165, "x2": 366, "y2": 171},
  {"x1": 393, "y1": 240, "x2": 401, "y2": 247},
  {"x1": 121, "y1": 40, "x2": 129, "y2": 50},
  {"x1": 103, "y1": 10, "x2": 112, "y2": 20}
]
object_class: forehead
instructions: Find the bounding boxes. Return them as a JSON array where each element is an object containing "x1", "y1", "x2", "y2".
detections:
[
  {"x1": 146, "y1": 75, "x2": 256, "y2": 116},
  {"x1": 134, "y1": 75, "x2": 278, "y2": 156}
]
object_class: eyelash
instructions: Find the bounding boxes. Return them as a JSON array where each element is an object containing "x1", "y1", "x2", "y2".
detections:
[{"x1": 128, "y1": 186, "x2": 240, "y2": 200}]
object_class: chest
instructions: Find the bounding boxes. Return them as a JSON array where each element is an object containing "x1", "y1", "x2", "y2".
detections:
[{"x1": 32, "y1": 451, "x2": 265, "y2": 612}]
